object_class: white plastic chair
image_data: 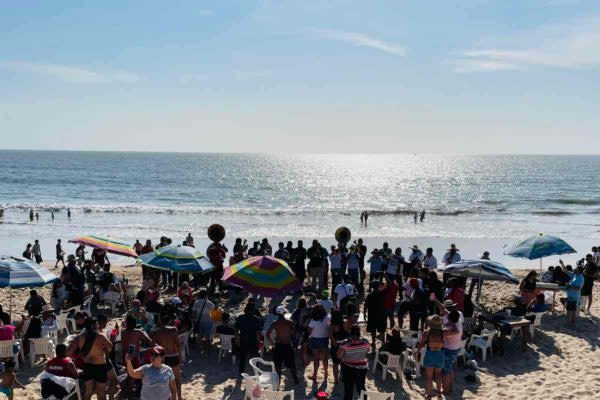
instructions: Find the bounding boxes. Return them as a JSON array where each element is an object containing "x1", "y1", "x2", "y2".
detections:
[
  {"x1": 525, "y1": 312, "x2": 545, "y2": 338},
  {"x1": 42, "y1": 378, "x2": 82, "y2": 400},
  {"x1": 359, "y1": 391, "x2": 395, "y2": 400},
  {"x1": 81, "y1": 296, "x2": 93, "y2": 316},
  {"x1": 457, "y1": 339, "x2": 469, "y2": 364},
  {"x1": 249, "y1": 357, "x2": 279, "y2": 391},
  {"x1": 372, "y1": 351, "x2": 402, "y2": 381},
  {"x1": 401, "y1": 330, "x2": 420, "y2": 348},
  {"x1": 218, "y1": 334, "x2": 236, "y2": 364},
  {"x1": 178, "y1": 331, "x2": 191, "y2": 363},
  {"x1": 259, "y1": 389, "x2": 295, "y2": 400},
  {"x1": 469, "y1": 330, "x2": 496, "y2": 362},
  {"x1": 29, "y1": 337, "x2": 56, "y2": 366},
  {"x1": 242, "y1": 373, "x2": 274, "y2": 400},
  {"x1": 0, "y1": 340, "x2": 20, "y2": 370},
  {"x1": 55, "y1": 312, "x2": 71, "y2": 336},
  {"x1": 402, "y1": 347, "x2": 425, "y2": 378}
]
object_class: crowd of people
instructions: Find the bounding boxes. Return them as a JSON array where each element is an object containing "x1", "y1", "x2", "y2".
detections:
[{"x1": 0, "y1": 233, "x2": 598, "y2": 400}]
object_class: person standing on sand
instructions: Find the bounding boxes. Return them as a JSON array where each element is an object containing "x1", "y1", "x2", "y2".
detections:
[
  {"x1": 266, "y1": 306, "x2": 299, "y2": 384},
  {"x1": 55, "y1": 239, "x2": 65, "y2": 269},
  {"x1": 581, "y1": 254, "x2": 598, "y2": 314},
  {"x1": 152, "y1": 314, "x2": 183, "y2": 400},
  {"x1": 206, "y1": 239, "x2": 227, "y2": 293},
  {"x1": 274, "y1": 242, "x2": 290, "y2": 262},
  {"x1": 22, "y1": 243, "x2": 33, "y2": 260},
  {"x1": 32, "y1": 239, "x2": 43, "y2": 263},
  {"x1": 29, "y1": 209, "x2": 34, "y2": 222},
  {"x1": 293, "y1": 240, "x2": 307, "y2": 284},
  {"x1": 422, "y1": 247, "x2": 438, "y2": 270},
  {"x1": 121, "y1": 315, "x2": 154, "y2": 398},
  {"x1": 67, "y1": 317, "x2": 113, "y2": 400},
  {"x1": 125, "y1": 345, "x2": 177, "y2": 400},
  {"x1": 133, "y1": 240, "x2": 142, "y2": 256},
  {"x1": 235, "y1": 303, "x2": 262, "y2": 375},
  {"x1": 442, "y1": 244, "x2": 461, "y2": 266}
]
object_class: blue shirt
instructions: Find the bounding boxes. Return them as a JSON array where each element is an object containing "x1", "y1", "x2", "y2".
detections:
[
  {"x1": 565, "y1": 273, "x2": 584, "y2": 301},
  {"x1": 369, "y1": 257, "x2": 383, "y2": 274}
]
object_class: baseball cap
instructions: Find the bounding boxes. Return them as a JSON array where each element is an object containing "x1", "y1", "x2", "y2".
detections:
[{"x1": 149, "y1": 345, "x2": 165, "y2": 357}]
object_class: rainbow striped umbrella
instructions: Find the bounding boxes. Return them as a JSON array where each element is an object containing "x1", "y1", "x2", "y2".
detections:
[
  {"x1": 223, "y1": 256, "x2": 302, "y2": 297},
  {"x1": 69, "y1": 235, "x2": 137, "y2": 258}
]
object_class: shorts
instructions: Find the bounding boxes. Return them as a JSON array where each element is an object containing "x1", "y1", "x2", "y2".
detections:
[
  {"x1": 423, "y1": 349, "x2": 444, "y2": 369},
  {"x1": 273, "y1": 343, "x2": 295, "y2": 370},
  {"x1": 164, "y1": 354, "x2": 180, "y2": 368},
  {"x1": 310, "y1": 337, "x2": 329, "y2": 350},
  {"x1": 82, "y1": 363, "x2": 108, "y2": 383},
  {"x1": 0, "y1": 387, "x2": 13, "y2": 398},
  {"x1": 566, "y1": 300, "x2": 578, "y2": 311},
  {"x1": 384, "y1": 308, "x2": 395, "y2": 318},
  {"x1": 442, "y1": 348, "x2": 460, "y2": 376}
]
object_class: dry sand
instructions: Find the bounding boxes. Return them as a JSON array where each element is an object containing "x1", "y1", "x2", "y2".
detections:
[{"x1": 2, "y1": 262, "x2": 599, "y2": 400}]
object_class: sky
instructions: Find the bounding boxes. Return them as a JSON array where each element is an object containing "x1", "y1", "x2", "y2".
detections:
[{"x1": 1, "y1": 0, "x2": 600, "y2": 153}]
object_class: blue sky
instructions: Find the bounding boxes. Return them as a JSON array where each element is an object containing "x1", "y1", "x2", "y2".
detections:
[{"x1": 1, "y1": 0, "x2": 600, "y2": 153}]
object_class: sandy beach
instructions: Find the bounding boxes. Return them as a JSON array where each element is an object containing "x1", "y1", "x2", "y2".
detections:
[{"x1": 2, "y1": 259, "x2": 599, "y2": 400}]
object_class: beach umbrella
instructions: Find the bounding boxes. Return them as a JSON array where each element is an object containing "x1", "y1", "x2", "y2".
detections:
[
  {"x1": 222, "y1": 256, "x2": 302, "y2": 297},
  {"x1": 0, "y1": 256, "x2": 59, "y2": 319},
  {"x1": 69, "y1": 235, "x2": 138, "y2": 258},
  {"x1": 140, "y1": 245, "x2": 215, "y2": 274},
  {"x1": 438, "y1": 259, "x2": 519, "y2": 305},
  {"x1": 507, "y1": 233, "x2": 576, "y2": 270}
]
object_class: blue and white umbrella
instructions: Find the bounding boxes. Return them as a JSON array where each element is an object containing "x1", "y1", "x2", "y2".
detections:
[
  {"x1": 438, "y1": 259, "x2": 519, "y2": 283},
  {"x1": 507, "y1": 233, "x2": 576, "y2": 269},
  {"x1": 507, "y1": 233, "x2": 576, "y2": 260},
  {"x1": 140, "y1": 245, "x2": 215, "y2": 274},
  {"x1": 438, "y1": 259, "x2": 519, "y2": 305},
  {"x1": 0, "y1": 256, "x2": 59, "y2": 319}
]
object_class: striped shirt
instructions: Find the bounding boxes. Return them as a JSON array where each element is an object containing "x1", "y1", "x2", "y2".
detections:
[{"x1": 340, "y1": 339, "x2": 370, "y2": 369}]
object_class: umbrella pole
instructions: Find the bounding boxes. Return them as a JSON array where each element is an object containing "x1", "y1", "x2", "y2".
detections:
[
  {"x1": 476, "y1": 266, "x2": 483, "y2": 306},
  {"x1": 9, "y1": 288, "x2": 13, "y2": 322},
  {"x1": 539, "y1": 258, "x2": 543, "y2": 272}
]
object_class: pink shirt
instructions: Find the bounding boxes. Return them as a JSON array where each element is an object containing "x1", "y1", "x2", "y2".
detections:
[
  {"x1": 443, "y1": 322, "x2": 462, "y2": 350},
  {"x1": 0, "y1": 324, "x2": 15, "y2": 341}
]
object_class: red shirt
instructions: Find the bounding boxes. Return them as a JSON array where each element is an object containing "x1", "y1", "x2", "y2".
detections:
[
  {"x1": 446, "y1": 287, "x2": 465, "y2": 312},
  {"x1": 0, "y1": 324, "x2": 15, "y2": 341},
  {"x1": 46, "y1": 357, "x2": 78, "y2": 378},
  {"x1": 381, "y1": 281, "x2": 399, "y2": 310}
]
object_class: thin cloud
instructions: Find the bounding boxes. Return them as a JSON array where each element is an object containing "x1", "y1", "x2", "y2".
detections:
[
  {"x1": 178, "y1": 74, "x2": 209, "y2": 84},
  {"x1": 450, "y1": 16, "x2": 600, "y2": 72},
  {"x1": 0, "y1": 61, "x2": 141, "y2": 83},
  {"x1": 309, "y1": 28, "x2": 406, "y2": 56}
]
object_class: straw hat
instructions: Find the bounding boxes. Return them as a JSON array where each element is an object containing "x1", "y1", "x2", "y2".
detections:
[
  {"x1": 410, "y1": 245, "x2": 420, "y2": 250},
  {"x1": 428, "y1": 315, "x2": 443, "y2": 329},
  {"x1": 443, "y1": 299, "x2": 456, "y2": 308}
]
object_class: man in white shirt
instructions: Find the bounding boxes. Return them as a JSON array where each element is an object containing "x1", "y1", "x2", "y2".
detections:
[
  {"x1": 192, "y1": 289, "x2": 215, "y2": 344},
  {"x1": 333, "y1": 275, "x2": 355, "y2": 308},
  {"x1": 442, "y1": 244, "x2": 461, "y2": 266},
  {"x1": 423, "y1": 247, "x2": 438, "y2": 269}
]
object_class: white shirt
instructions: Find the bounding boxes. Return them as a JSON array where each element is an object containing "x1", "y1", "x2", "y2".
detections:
[
  {"x1": 192, "y1": 299, "x2": 215, "y2": 322},
  {"x1": 318, "y1": 299, "x2": 334, "y2": 314},
  {"x1": 308, "y1": 316, "x2": 331, "y2": 338},
  {"x1": 442, "y1": 252, "x2": 461, "y2": 265},
  {"x1": 423, "y1": 255, "x2": 438, "y2": 269},
  {"x1": 329, "y1": 254, "x2": 342, "y2": 270},
  {"x1": 334, "y1": 283, "x2": 355, "y2": 307}
]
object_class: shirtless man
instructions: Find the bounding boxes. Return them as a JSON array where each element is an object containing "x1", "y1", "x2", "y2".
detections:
[
  {"x1": 152, "y1": 314, "x2": 183, "y2": 400},
  {"x1": 67, "y1": 317, "x2": 112, "y2": 400},
  {"x1": 97, "y1": 314, "x2": 120, "y2": 400},
  {"x1": 121, "y1": 315, "x2": 154, "y2": 397},
  {"x1": 266, "y1": 306, "x2": 298, "y2": 384}
]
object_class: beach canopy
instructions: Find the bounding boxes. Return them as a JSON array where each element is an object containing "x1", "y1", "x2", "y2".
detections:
[
  {"x1": 69, "y1": 235, "x2": 138, "y2": 258},
  {"x1": 0, "y1": 256, "x2": 59, "y2": 288},
  {"x1": 223, "y1": 256, "x2": 302, "y2": 297},
  {"x1": 507, "y1": 233, "x2": 576, "y2": 260},
  {"x1": 140, "y1": 245, "x2": 215, "y2": 274},
  {"x1": 438, "y1": 259, "x2": 519, "y2": 283}
]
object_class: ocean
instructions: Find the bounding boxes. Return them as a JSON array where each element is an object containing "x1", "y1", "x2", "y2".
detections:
[{"x1": 1, "y1": 151, "x2": 599, "y2": 266}]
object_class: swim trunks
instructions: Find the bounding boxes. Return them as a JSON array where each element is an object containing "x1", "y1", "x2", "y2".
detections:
[{"x1": 82, "y1": 363, "x2": 108, "y2": 383}]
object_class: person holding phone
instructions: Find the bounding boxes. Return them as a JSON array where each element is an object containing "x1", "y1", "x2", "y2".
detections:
[
  {"x1": 121, "y1": 316, "x2": 154, "y2": 398},
  {"x1": 126, "y1": 345, "x2": 177, "y2": 400}
]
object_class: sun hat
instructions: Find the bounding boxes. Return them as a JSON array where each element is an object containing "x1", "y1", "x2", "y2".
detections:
[
  {"x1": 428, "y1": 315, "x2": 443, "y2": 329},
  {"x1": 443, "y1": 299, "x2": 456, "y2": 308},
  {"x1": 410, "y1": 245, "x2": 419, "y2": 250}
]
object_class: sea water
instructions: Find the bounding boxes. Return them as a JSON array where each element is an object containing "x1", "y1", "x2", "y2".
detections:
[{"x1": 1, "y1": 151, "x2": 599, "y2": 264}]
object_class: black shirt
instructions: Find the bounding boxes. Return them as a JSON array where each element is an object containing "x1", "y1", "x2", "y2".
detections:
[{"x1": 235, "y1": 313, "x2": 261, "y2": 349}]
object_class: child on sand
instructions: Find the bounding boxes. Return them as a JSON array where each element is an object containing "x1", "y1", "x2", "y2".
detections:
[{"x1": 0, "y1": 360, "x2": 26, "y2": 400}]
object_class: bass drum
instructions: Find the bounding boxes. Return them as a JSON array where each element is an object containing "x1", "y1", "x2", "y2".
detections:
[
  {"x1": 335, "y1": 227, "x2": 351, "y2": 244},
  {"x1": 207, "y1": 224, "x2": 226, "y2": 242}
]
